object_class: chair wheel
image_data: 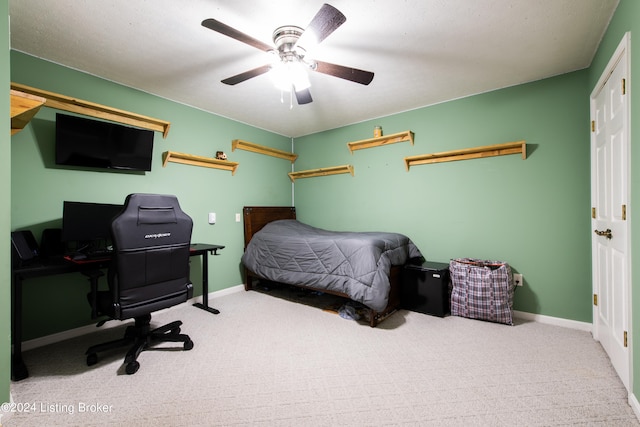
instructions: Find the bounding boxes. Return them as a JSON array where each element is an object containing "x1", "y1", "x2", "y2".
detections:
[
  {"x1": 125, "y1": 361, "x2": 140, "y2": 375},
  {"x1": 86, "y1": 353, "x2": 98, "y2": 366},
  {"x1": 184, "y1": 339, "x2": 194, "y2": 351}
]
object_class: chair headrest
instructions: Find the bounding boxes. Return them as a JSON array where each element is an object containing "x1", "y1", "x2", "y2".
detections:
[{"x1": 112, "y1": 194, "x2": 192, "y2": 250}]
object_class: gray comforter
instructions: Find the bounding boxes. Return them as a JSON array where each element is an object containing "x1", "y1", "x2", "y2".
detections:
[{"x1": 241, "y1": 220, "x2": 423, "y2": 311}]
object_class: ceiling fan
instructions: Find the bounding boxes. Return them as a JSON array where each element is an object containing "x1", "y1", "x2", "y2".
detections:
[{"x1": 201, "y1": 3, "x2": 374, "y2": 105}]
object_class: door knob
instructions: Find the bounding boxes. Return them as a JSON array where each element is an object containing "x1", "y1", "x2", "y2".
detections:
[{"x1": 594, "y1": 228, "x2": 612, "y2": 239}]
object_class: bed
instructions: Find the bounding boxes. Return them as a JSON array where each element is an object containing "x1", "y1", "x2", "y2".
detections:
[{"x1": 241, "y1": 206, "x2": 423, "y2": 327}]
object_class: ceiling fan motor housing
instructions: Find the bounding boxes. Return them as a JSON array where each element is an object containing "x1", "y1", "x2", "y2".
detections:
[{"x1": 273, "y1": 26, "x2": 305, "y2": 57}]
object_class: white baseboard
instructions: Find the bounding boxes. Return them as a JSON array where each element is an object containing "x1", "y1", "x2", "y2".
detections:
[
  {"x1": 513, "y1": 310, "x2": 592, "y2": 332},
  {"x1": 206, "y1": 283, "x2": 244, "y2": 298},
  {"x1": 20, "y1": 284, "x2": 245, "y2": 352},
  {"x1": 630, "y1": 392, "x2": 640, "y2": 421},
  {"x1": 0, "y1": 393, "x2": 14, "y2": 424}
]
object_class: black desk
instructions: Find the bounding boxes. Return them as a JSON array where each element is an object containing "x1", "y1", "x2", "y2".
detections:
[{"x1": 11, "y1": 243, "x2": 224, "y2": 381}]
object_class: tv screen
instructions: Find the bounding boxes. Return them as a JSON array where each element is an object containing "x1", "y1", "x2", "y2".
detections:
[{"x1": 55, "y1": 113, "x2": 154, "y2": 171}]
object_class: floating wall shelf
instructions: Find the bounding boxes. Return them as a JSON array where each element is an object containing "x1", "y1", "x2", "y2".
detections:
[
  {"x1": 11, "y1": 82, "x2": 171, "y2": 138},
  {"x1": 347, "y1": 130, "x2": 414, "y2": 153},
  {"x1": 404, "y1": 140, "x2": 526, "y2": 170},
  {"x1": 288, "y1": 165, "x2": 354, "y2": 182},
  {"x1": 232, "y1": 139, "x2": 298, "y2": 162},
  {"x1": 163, "y1": 151, "x2": 239, "y2": 175},
  {"x1": 10, "y1": 89, "x2": 46, "y2": 135}
]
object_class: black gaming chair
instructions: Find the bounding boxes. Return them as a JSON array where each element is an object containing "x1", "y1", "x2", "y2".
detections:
[{"x1": 86, "y1": 193, "x2": 194, "y2": 375}]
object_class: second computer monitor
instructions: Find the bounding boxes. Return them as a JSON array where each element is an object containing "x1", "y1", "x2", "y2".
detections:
[{"x1": 61, "y1": 201, "x2": 124, "y2": 244}]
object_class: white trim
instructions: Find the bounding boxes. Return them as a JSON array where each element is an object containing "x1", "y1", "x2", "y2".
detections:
[
  {"x1": 630, "y1": 392, "x2": 640, "y2": 421},
  {"x1": 0, "y1": 393, "x2": 14, "y2": 424},
  {"x1": 203, "y1": 283, "x2": 244, "y2": 299},
  {"x1": 20, "y1": 284, "x2": 245, "y2": 352},
  {"x1": 591, "y1": 32, "x2": 631, "y2": 98},
  {"x1": 513, "y1": 310, "x2": 592, "y2": 332},
  {"x1": 589, "y1": 31, "x2": 633, "y2": 393}
]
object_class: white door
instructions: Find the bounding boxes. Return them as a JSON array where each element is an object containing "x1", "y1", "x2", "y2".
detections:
[{"x1": 591, "y1": 33, "x2": 631, "y2": 391}]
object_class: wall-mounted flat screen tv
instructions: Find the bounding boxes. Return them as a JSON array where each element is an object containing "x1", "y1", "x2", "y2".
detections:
[{"x1": 55, "y1": 113, "x2": 154, "y2": 171}]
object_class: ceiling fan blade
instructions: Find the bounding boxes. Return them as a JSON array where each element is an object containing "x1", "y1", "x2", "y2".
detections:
[
  {"x1": 297, "y1": 4, "x2": 346, "y2": 49},
  {"x1": 221, "y1": 64, "x2": 272, "y2": 85},
  {"x1": 295, "y1": 88, "x2": 313, "y2": 105},
  {"x1": 313, "y1": 60, "x2": 374, "y2": 85},
  {"x1": 202, "y1": 18, "x2": 273, "y2": 52}
]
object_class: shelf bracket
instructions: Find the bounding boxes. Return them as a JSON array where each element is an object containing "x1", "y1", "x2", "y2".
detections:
[{"x1": 10, "y1": 89, "x2": 46, "y2": 135}]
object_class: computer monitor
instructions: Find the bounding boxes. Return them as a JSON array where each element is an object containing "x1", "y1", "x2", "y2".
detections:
[{"x1": 61, "y1": 201, "x2": 124, "y2": 249}]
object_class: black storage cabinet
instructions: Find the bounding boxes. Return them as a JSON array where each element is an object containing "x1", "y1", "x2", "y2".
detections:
[{"x1": 401, "y1": 261, "x2": 450, "y2": 317}]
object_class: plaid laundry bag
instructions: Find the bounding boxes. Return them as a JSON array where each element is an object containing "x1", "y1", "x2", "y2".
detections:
[{"x1": 449, "y1": 258, "x2": 515, "y2": 325}]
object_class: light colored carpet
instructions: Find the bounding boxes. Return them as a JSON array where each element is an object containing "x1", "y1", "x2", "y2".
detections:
[{"x1": 4, "y1": 287, "x2": 639, "y2": 426}]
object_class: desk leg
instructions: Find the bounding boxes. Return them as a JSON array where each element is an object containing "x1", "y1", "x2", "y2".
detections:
[
  {"x1": 193, "y1": 251, "x2": 220, "y2": 314},
  {"x1": 82, "y1": 270, "x2": 104, "y2": 319},
  {"x1": 11, "y1": 275, "x2": 29, "y2": 381}
]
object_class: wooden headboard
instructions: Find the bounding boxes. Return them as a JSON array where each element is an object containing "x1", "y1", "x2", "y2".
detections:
[{"x1": 243, "y1": 206, "x2": 296, "y2": 249}]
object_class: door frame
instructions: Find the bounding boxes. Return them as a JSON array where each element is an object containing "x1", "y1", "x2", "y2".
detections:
[{"x1": 590, "y1": 31, "x2": 632, "y2": 392}]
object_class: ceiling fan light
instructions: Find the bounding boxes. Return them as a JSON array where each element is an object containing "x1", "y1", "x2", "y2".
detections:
[
  {"x1": 270, "y1": 62, "x2": 289, "y2": 91},
  {"x1": 292, "y1": 64, "x2": 311, "y2": 90},
  {"x1": 270, "y1": 61, "x2": 310, "y2": 92}
]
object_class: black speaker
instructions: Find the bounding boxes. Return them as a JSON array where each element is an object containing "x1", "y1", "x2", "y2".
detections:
[
  {"x1": 11, "y1": 230, "x2": 40, "y2": 264},
  {"x1": 40, "y1": 228, "x2": 65, "y2": 258}
]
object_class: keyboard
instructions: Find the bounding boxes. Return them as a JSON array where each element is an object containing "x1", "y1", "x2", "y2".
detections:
[
  {"x1": 67, "y1": 250, "x2": 112, "y2": 261},
  {"x1": 85, "y1": 250, "x2": 113, "y2": 259}
]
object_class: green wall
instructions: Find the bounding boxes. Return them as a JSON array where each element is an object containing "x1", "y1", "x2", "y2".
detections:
[
  {"x1": 1, "y1": 0, "x2": 11, "y2": 408},
  {"x1": 10, "y1": 51, "x2": 293, "y2": 340},
  {"x1": 587, "y1": 0, "x2": 639, "y2": 407},
  {"x1": 294, "y1": 70, "x2": 591, "y2": 322}
]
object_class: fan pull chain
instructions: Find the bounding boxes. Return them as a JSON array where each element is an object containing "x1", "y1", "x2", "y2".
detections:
[{"x1": 278, "y1": 88, "x2": 295, "y2": 109}]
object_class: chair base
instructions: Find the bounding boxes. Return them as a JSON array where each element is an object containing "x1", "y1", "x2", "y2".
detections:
[{"x1": 86, "y1": 314, "x2": 193, "y2": 375}]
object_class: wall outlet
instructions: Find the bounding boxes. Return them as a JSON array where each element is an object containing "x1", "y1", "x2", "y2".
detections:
[
  {"x1": 514, "y1": 273, "x2": 523, "y2": 287},
  {"x1": 235, "y1": 213, "x2": 241, "y2": 222}
]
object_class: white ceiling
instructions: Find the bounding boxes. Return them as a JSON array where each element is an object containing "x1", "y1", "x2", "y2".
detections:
[{"x1": 9, "y1": 0, "x2": 619, "y2": 137}]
